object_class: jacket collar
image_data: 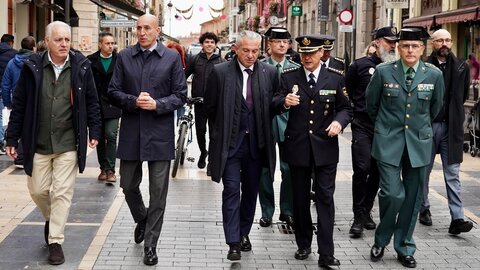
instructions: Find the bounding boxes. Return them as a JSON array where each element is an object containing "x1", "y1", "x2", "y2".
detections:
[{"x1": 132, "y1": 40, "x2": 166, "y2": 58}]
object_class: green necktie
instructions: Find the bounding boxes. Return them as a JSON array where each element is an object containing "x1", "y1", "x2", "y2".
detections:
[
  {"x1": 275, "y1": 63, "x2": 282, "y2": 81},
  {"x1": 406, "y1": 67, "x2": 414, "y2": 90}
]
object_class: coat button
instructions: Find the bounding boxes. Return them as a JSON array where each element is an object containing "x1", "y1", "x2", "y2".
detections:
[
  {"x1": 310, "y1": 110, "x2": 314, "y2": 114},
  {"x1": 324, "y1": 111, "x2": 328, "y2": 116},
  {"x1": 387, "y1": 93, "x2": 391, "y2": 96},
  {"x1": 408, "y1": 93, "x2": 412, "y2": 97},
  {"x1": 309, "y1": 120, "x2": 313, "y2": 124},
  {"x1": 407, "y1": 103, "x2": 411, "y2": 108},
  {"x1": 405, "y1": 125, "x2": 409, "y2": 129},
  {"x1": 406, "y1": 114, "x2": 410, "y2": 118},
  {"x1": 325, "y1": 104, "x2": 330, "y2": 109},
  {"x1": 309, "y1": 130, "x2": 313, "y2": 134},
  {"x1": 310, "y1": 100, "x2": 314, "y2": 104}
]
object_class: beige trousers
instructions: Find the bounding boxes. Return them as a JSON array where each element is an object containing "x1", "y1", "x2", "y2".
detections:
[{"x1": 27, "y1": 151, "x2": 78, "y2": 245}]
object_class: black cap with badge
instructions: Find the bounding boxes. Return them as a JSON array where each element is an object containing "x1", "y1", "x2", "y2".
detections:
[
  {"x1": 398, "y1": 27, "x2": 430, "y2": 41},
  {"x1": 295, "y1": 34, "x2": 335, "y2": 53},
  {"x1": 374, "y1": 26, "x2": 398, "y2": 41},
  {"x1": 265, "y1": 27, "x2": 291, "y2": 40}
]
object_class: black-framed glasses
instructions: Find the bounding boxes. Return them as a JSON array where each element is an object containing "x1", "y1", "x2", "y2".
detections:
[{"x1": 399, "y1": 44, "x2": 423, "y2": 50}]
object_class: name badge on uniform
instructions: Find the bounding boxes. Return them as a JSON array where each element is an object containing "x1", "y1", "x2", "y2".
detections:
[
  {"x1": 383, "y1": 83, "x2": 399, "y2": 89},
  {"x1": 417, "y1": 84, "x2": 434, "y2": 91},
  {"x1": 319, "y1": 89, "x2": 336, "y2": 95}
]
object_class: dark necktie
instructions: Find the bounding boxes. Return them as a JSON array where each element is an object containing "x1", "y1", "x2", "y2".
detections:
[
  {"x1": 142, "y1": 49, "x2": 151, "y2": 61},
  {"x1": 275, "y1": 63, "x2": 282, "y2": 80},
  {"x1": 320, "y1": 63, "x2": 326, "y2": 75},
  {"x1": 406, "y1": 67, "x2": 414, "y2": 90},
  {"x1": 439, "y1": 62, "x2": 446, "y2": 72},
  {"x1": 308, "y1": 73, "x2": 316, "y2": 89},
  {"x1": 244, "y1": 69, "x2": 253, "y2": 110}
]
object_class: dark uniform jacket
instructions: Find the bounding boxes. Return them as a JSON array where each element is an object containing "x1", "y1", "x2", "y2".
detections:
[
  {"x1": 273, "y1": 67, "x2": 352, "y2": 167},
  {"x1": 108, "y1": 42, "x2": 187, "y2": 161},
  {"x1": 427, "y1": 52, "x2": 470, "y2": 164},
  {"x1": 185, "y1": 51, "x2": 223, "y2": 97},
  {"x1": 88, "y1": 50, "x2": 121, "y2": 119},
  {"x1": 366, "y1": 60, "x2": 444, "y2": 168},
  {"x1": 205, "y1": 58, "x2": 279, "y2": 182},
  {"x1": 5, "y1": 50, "x2": 102, "y2": 176}
]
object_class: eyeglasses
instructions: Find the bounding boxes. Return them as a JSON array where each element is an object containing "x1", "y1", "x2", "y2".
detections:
[
  {"x1": 433, "y1": 38, "x2": 452, "y2": 44},
  {"x1": 270, "y1": 39, "x2": 289, "y2": 44},
  {"x1": 398, "y1": 44, "x2": 423, "y2": 50}
]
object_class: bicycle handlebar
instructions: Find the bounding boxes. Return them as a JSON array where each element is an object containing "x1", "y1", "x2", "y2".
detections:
[{"x1": 186, "y1": 97, "x2": 204, "y2": 105}]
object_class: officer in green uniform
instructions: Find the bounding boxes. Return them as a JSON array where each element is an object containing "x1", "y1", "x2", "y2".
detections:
[
  {"x1": 366, "y1": 27, "x2": 445, "y2": 268},
  {"x1": 258, "y1": 27, "x2": 301, "y2": 228}
]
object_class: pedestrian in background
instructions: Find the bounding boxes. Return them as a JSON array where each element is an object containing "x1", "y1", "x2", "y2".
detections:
[
  {"x1": 258, "y1": 27, "x2": 299, "y2": 228},
  {"x1": 275, "y1": 34, "x2": 352, "y2": 267},
  {"x1": 345, "y1": 26, "x2": 397, "y2": 239},
  {"x1": 88, "y1": 32, "x2": 121, "y2": 184},
  {"x1": 0, "y1": 33, "x2": 17, "y2": 155},
  {"x1": 367, "y1": 27, "x2": 444, "y2": 268},
  {"x1": 467, "y1": 53, "x2": 479, "y2": 100},
  {"x1": 5, "y1": 21, "x2": 102, "y2": 265},
  {"x1": 318, "y1": 35, "x2": 345, "y2": 73},
  {"x1": 364, "y1": 41, "x2": 376, "y2": 57},
  {"x1": 107, "y1": 14, "x2": 187, "y2": 266},
  {"x1": 204, "y1": 30, "x2": 278, "y2": 261},
  {"x1": 185, "y1": 32, "x2": 223, "y2": 170},
  {"x1": 1, "y1": 35, "x2": 36, "y2": 168},
  {"x1": 419, "y1": 29, "x2": 473, "y2": 235}
]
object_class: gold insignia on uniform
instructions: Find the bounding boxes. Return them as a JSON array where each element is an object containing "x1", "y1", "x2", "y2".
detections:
[
  {"x1": 302, "y1": 37, "x2": 311, "y2": 45},
  {"x1": 342, "y1": 87, "x2": 348, "y2": 98},
  {"x1": 292, "y1": 85, "x2": 299, "y2": 95},
  {"x1": 324, "y1": 40, "x2": 332, "y2": 45}
]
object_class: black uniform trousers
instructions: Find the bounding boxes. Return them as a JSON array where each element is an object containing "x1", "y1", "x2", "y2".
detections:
[
  {"x1": 194, "y1": 103, "x2": 209, "y2": 153},
  {"x1": 222, "y1": 133, "x2": 262, "y2": 244},
  {"x1": 351, "y1": 115, "x2": 380, "y2": 214},
  {"x1": 120, "y1": 160, "x2": 170, "y2": 247},
  {"x1": 290, "y1": 161, "x2": 337, "y2": 256}
]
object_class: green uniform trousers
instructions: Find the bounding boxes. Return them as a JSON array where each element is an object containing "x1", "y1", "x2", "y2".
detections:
[{"x1": 374, "y1": 151, "x2": 426, "y2": 257}]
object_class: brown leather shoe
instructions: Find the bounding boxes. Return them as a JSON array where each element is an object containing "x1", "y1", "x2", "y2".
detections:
[
  {"x1": 48, "y1": 243, "x2": 65, "y2": 265},
  {"x1": 98, "y1": 170, "x2": 107, "y2": 181},
  {"x1": 106, "y1": 170, "x2": 116, "y2": 183}
]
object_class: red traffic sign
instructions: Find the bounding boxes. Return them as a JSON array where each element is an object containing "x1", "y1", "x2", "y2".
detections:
[{"x1": 338, "y1": 9, "x2": 353, "y2": 24}]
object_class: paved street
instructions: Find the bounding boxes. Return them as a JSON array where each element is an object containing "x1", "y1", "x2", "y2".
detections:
[{"x1": 0, "y1": 126, "x2": 479, "y2": 269}]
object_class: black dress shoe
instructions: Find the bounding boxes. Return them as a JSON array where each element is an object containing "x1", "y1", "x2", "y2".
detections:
[
  {"x1": 294, "y1": 247, "x2": 311, "y2": 260},
  {"x1": 318, "y1": 255, "x2": 340, "y2": 267},
  {"x1": 143, "y1": 247, "x2": 158, "y2": 265},
  {"x1": 449, "y1": 219, "x2": 473, "y2": 235},
  {"x1": 227, "y1": 244, "x2": 241, "y2": 261},
  {"x1": 397, "y1": 255, "x2": 416, "y2": 268},
  {"x1": 279, "y1": 214, "x2": 294, "y2": 227},
  {"x1": 419, "y1": 209, "x2": 432, "y2": 226},
  {"x1": 259, "y1": 217, "x2": 272, "y2": 227},
  {"x1": 370, "y1": 244, "x2": 385, "y2": 262},
  {"x1": 44, "y1": 221, "x2": 49, "y2": 245},
  {"x1": 134, "y1": 217, "x2": 147, "y2": 244},
  {"x1": 48, "y1": 243, "x2": 65, "y2": 265},
  {"x1": 240, "y1": 235, "x2": 252, "y2": 251},
  {"x1": 363, "y1": 212, "x2": 377, "y2": 230},
  {"x1": 349, "y1": 213, "x2": 364, "y2": 238}
]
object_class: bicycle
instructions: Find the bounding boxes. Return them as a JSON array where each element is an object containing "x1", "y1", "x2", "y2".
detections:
[{"x1": 171, "y1": 97, "x2": 204, "y2": 178}]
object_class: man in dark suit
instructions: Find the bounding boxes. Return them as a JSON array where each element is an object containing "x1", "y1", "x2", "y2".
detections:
[
  {"x1": 419, "y1": 29, "x2": 473, "y2": 234},
  {"x1": 204, "y1": 30, "x2": 279, "y2": 261},
  {"x1": 366, "y1": 27, "x2": 444, "y2": 268},
  {"x1": 274, "y1": 34, "x2": 352, "y2": 267}
]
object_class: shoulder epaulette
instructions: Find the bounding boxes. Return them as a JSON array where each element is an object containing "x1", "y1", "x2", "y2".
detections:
[
  {"x1": 334, "y1": 57, "x2": 345, "y2": 63},
  {"x1": 377, "y1": 59, "x2": 396, "y2": 67},
  {"x1": 282, "y1": 65, "x2": 300, "y2": 74},
  {"x1": 424, "y1": 62, "x2": 441, "y2": 71},
  {"x1": 327, "y1": 66, "x2": 344, "y2": 76}
]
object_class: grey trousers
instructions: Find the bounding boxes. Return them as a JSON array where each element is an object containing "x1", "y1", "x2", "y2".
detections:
[{"x1": 120, "y1": 160, "x2": 170, "y2": 247}]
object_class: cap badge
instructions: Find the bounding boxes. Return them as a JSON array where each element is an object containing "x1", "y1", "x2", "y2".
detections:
[
  {"x1": 324, "y1": 40, "x2": 332, "y2": 45},
  {"x1": 302, "y1": 37, "x2": 311, "y2": 46},
  {"x1": 391, "y1": 28, "x2": 396, "y2": 35}
]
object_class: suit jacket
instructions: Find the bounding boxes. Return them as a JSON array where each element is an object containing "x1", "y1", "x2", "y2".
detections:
[
  {"x1": 263, "y1": 57, "x2": 301, "y2": 142},
  {"x1": 366, "y1": 60, "x2": 445, "y2": 168},
  {"x1": 427, "y1": 52, "x2": 470, "y2": 164},
  {"x1": 205, "y1": 57, "x2": 279, "y2": 182},
  {"x1": 272, "y1": 67, "x2": 352, "y2": 167}
]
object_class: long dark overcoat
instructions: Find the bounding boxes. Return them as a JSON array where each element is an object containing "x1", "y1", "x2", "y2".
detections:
[
  {"x1": 108, "y1": 42, "x2": 187, "y2": 161},
  {"x1": 427, "y1": 52, "x2": 470, "y2": 164},
  {"x1": 204, "y1": 58, "x2": 280, "y2": 182}
]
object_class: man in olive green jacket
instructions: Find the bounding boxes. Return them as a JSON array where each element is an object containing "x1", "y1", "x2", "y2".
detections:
[{"x1": 366, "y1": 27, "x2": 444, "y2": 268}]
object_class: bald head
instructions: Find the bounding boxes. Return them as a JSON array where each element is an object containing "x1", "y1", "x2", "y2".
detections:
[
  {"x1": 136, "y1": 14, "x2": 160, "y2": 49},
  {"x1": 431, "y1": 29, "x2": 452, "y2": 59}
]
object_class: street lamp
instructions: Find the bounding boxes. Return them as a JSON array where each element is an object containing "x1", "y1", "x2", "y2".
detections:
[{"x1": 167, "y1": 1, "x2": 173, "y2": 36}]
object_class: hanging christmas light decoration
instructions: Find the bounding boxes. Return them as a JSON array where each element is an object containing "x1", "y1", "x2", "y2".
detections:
[{"x1": 169, "y1": 1, "x2": 225, "y2": 20}]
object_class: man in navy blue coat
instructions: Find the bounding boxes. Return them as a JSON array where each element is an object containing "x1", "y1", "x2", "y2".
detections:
[{"x1": 108, "y1": 14, "x2": 187, "y2": 266}]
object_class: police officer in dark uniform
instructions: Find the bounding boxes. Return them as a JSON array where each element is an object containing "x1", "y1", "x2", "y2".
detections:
[
  {"x1": 319, "y1": 35, "x2": 346, "y2": 74},
  {"x1": 345, "y1": 26, "x2": 398, "y2": 238},
  {"x1": 273, "y1": 34, "x2": 352, "y2": 267}
]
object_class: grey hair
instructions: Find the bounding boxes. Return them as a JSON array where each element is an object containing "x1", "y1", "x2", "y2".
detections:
[
  {"x1": 235, "y1": 30, "x2": 262, "y2": 47},
  {"x1": 45, "y1": 21, "x2": 71, "y2": 39}
]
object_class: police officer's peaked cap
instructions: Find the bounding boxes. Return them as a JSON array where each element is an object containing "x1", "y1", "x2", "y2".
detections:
[
  {"x1": 374, "y1": 26, "x2": 398, "y2": 41},
  {"x1": 265, "y1": 27, "x2": 291, "y2": 39},
  {"x1": 295, "y1": 34, "x2": 334, "y2": 53},
  {"x1": 398, "y1": 27, "x2": 430, "y2": 41}
]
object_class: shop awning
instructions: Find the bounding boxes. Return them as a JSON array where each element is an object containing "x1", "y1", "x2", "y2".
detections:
[
  {"x1": 403, "y1": 6, "x2": 479, "y2": 27},
  {"x1": 53, "y1": 0, "x2": 79, "y2": 27},
  {"x1": 90, "y1": 0, "x2": 145, "y2": 18}
]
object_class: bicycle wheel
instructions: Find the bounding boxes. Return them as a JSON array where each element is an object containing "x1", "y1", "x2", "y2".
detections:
[{"x1": 172, "y1": 123, "x2": 187, "y2": 178}]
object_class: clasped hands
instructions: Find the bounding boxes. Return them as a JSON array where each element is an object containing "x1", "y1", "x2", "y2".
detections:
[{"x1": 136, "y1": 91, "x2": 157, "y2": 111}]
